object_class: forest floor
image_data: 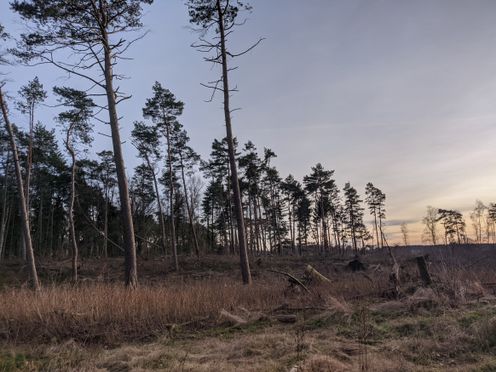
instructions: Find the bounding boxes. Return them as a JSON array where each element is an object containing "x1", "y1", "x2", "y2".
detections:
[{"x1": 1, "y1": 247, "x2": 496, "y2": 371}]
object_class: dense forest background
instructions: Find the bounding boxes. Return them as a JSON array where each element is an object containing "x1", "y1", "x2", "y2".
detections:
[{"x1": 1, "y1": 1, "x2": 496, "y2": 288}]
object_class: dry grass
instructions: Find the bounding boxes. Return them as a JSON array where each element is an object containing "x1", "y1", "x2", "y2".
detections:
[
  {"x1": 0, "y1": 280, "x2": 287, "y2": 344},
  {"x1": 2, "y1": 250, "x2": 496, "y2": 370}
]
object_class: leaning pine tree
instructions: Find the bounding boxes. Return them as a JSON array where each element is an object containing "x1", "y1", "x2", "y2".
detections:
[
  {"x1": 11, "y1": 0, "x2": 155, "y2": 287},
  {"x1": 188, "y1": 0, "x2": 263, "y2": 284},
  {"x1": 0, "y1": 23, "x2": 40, "y2": 290}
]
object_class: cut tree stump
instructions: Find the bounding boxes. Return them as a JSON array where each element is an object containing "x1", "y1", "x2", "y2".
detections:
[
  {"x1": 416, "y1": 255, "x2": 432, "y2": 286},
  {"x1": 348, "y1": 256, "x2": 366, "y2": 272}
]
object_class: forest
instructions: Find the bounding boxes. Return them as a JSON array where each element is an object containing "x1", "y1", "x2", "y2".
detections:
[{"x1": 1, "y1": 1, "x2": 496, "y2": 371}]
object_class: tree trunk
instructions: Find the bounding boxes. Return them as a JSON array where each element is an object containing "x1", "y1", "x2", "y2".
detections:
[
  {"x1": 145, "y1": 155, "x2": 168, "y2": 257},
  {"x1": 379, "y1": 214, "x2": 384, "y2": 248},
  {"x1": 179, "y1": 152, "x2": 200, "y2": 257},
  {"x1": 373, "y1": 210, "x2": 380, "y2": 248},
  {"x1": 66, "y1": 129, "x2": 78, "y2": 282},
  {"x1": 217, "y1": 0, "x2": 251, "y2": 284},
  {"x1": 103, "y1": 36, "x2": 138, "y2": 288},
  {"x1": 165, "y1": 124, "x2": 179, "y2": 271},
  {"x1": 20, "y1": 104, "x2": 35, "y2": 261},
  {"x1": 103, "y1": 197, "x2": 109, "y2": 257},
  {"x1": 0, "y1": 154, "x2": 10, "y2": 261},
  {"x1": 0, "y1": 87, "x2": 40, "y2": 290}
]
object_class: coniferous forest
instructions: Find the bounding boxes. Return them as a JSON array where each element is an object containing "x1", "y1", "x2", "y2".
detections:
[{"x1": 1, "y1": 1, "x2": 496, "y2": 371}]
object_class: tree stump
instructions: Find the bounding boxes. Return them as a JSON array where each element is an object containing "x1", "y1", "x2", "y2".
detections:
[{"x1": 416, "y1": 255, "x2": 432, "y2": 286}]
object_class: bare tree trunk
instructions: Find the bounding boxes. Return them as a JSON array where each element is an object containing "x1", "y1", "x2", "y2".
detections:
[
  {"x1": 217, "y1": 0, "x2": 251, "y2": 284},
  {"x1": 145, "y1": 155, "x2": 168, "y2": 257},
  {"x1": 253, "y1": 196, "x2": 260, "y2": 253},
  {"x1": 165, "y1": 124, "x2": 179, "y2": 271},
  {"x1": 103, "y1": 197, "x2": 109, "y2": 257},
  {"x1": 379, "y1": 215, "x2": 384, "y2": 248},
  {"x1": 0, "y1": 87, "x2": 40, "y2": 290},
  {"x1": 0, "y1": 154, "x2": 10, "y2": 261},
  {"x1": 103, "y1": 38, "x2": 138, "y2": 288},
  {"x1": 66, "y1": 129, "x2": 78, "y2": 282},
  {"x1": 20, "y1": 104, "x2": 35, "y2": 261},
  {"x1": 179, "y1": 152, "x2": 200, "y2": 257}
]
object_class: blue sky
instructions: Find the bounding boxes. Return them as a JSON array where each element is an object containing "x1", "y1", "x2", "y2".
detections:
[{"x1": 2, "y1": 0, "x2": 496, "y2": 243}]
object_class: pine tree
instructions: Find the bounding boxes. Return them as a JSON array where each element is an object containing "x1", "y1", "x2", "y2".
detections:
[
  {"x1": 343, "y1": 182, "x2": 367, "y2": 252},
  {"x1": 54, "y1": 86, "x2": 94, "y2": 282},
  {"x1": 188, "y1": 0, "x2": 262, "y2": 284},
  {"x1": 15, "y1": 77, "x2": 46, "y2": 260},
  {"x1": 142, "y1": 82, "x2": 184, "y2": 271},
  {"x1": 304, "y1": 164, "x2": 336, "y2": 251},
  {"x1": 12, "y1": 0, "x2": 154, "y2": 287},
  {"x1": 365, "y1": 182, "x2": 386, "y2": 248},
  {"x1": 132, "y1": 121, "x2": 168, "y2": 257}
]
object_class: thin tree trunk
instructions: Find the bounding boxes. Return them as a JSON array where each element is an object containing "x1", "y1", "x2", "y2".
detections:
[
  {"x1": 20, "y1": 105, "x2": 35, "y2": 261},
  {"x1": 0, "y1": 87, "x2": 40, "y2": 290},
  {"x1": 145, "y1": 155, "x2": 168, "y2": 257},
  {"x1": 179, "y1": 152, "x2": 200, "y2": 257},
  {"x1": 0, "y1": 154, "x2": 10, "y2": 261},
  {"x1": 66, "y1": 128, "x2": 78, "y2": 282},
  {"x1": 165, "y1": 124, "x2": 179, "y2": 271},
  {"x1": 102, "y1": 35, "x2": 138, "y2": 287},
  {"x1": 217, "y1": 0, "x2": 251, "y2": 284},
  {"x1": 379, "y1": 215, "x2": 384, "y2": 248},
  {"x1": 103, "y1": 198, "x2": 109, "y2": 257}
]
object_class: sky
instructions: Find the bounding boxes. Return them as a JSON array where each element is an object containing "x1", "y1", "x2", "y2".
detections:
[{"x1": 1, "y1": 0, "x2": 496, "y2": 244}]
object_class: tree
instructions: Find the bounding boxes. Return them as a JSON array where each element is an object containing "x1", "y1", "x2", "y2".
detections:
[
  {"x1": 343, "y1": 182, "x2": 367, "y2": 252},
  {"x1": 437, "y1": 209, "x2": 465, "y2": 244},
  {"x1": 304, "y1": 164, "x2": 336, "y2": 251},
  {"x1": 174, "y1": 130, "x2": 202, "y2": 257},
  {"x1": 365, "y1": 182, "x2": 386, "y2": 248},
  {"x1": 11, "y1": 0, "x2": 155, "y2": 287},
  {"x1": 132, "y1": 120, "x2": 168, "y2": 257},
  {"x1": 294, "y1": 185, "x2": 311, "y2": 255},
  {"x1": 142, "y1": 82, "x2": 184, "y2": 271},
  {"x1": 400, "y1": 223, "x2": 408, "y2": 246},
  {"x1": 97, "y1": 150, "x2": 117, "y2": 258},
  {"x1": 487, "y1": 203, "x2": 496, "y2": 243},
  {"x1": 422, "y1": 206, "x2": 438, "y2": 245},
  {"x1": 54, "y1": 86, "x2": 94, "y2": 282},
  {"x1": 281, "y1": 175, "x2": 301, "y2": 253},
  {"x1": 470, "y1": 200, "x2": 486, "y2": 243},
  {"x1": 16, "y1": 77, "x2": 46, "y2": 259},
  {"x1": 0, "y1": 88, "x2": 40, "y2": 290},
  {"x1": 202, "y1": 138, "x2": 234, "y2": 254},
  {"x1": 0, "y1": 23, "x2": 40, "y2": 289},
  {"x1": 188, "y1": 0, "x2": 262, "y2": 284},
  {"x1": 130, "y1": 163, "x2": 157, "y2": 255}
]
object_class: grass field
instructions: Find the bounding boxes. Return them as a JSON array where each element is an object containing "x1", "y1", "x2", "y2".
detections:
[{"x1": 1, "y1": 246, "x2": 496, "y2": 371}]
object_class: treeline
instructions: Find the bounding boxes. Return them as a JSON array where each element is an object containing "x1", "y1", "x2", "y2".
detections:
[
  {"x1": 0, "y1": 106, "x2": 388, "y2": 259},
  {"x1": 422, "y1": 201, "x2": 496, "y2": 246},
  {"x1": 0, "y1": 0, "x2": 388, "y2": 288},
  {"x1": 0, "y1": 78, "x2": 389, "y2": 267}
]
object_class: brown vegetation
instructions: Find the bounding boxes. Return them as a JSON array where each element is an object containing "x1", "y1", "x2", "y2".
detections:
[{"x1": 2, "y1": 247, "x2": 496, "y2": 370}]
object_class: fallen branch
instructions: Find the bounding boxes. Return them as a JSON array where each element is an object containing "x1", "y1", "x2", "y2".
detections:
[
  {"x1": 305, "y1": 265, "x2": 332, "y2": 284},
  {"x1": 267, "y1": 269, "x2": 310, "y2": 293}
]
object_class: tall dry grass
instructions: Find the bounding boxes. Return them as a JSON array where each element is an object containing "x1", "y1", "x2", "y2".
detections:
[{"x1": 0, "y1": 281, "x2": 286, "y2": 344}]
